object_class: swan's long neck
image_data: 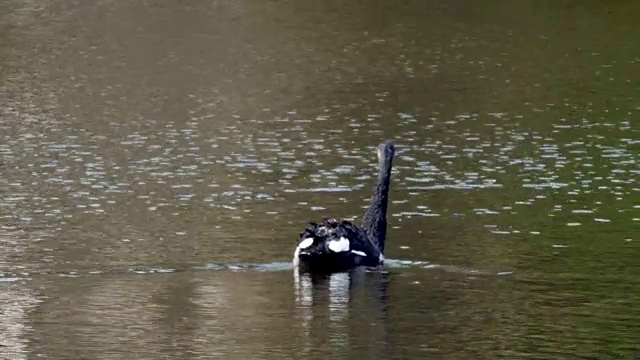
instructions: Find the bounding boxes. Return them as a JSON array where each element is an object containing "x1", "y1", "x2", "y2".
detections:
[{"x1": 361, "y1": 157, "x2": 393, "y2": 254}]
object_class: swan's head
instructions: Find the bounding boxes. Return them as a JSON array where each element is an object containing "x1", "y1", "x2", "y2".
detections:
[{"x1": 377, "y1": 141, "x2": 395, "y2": 167}]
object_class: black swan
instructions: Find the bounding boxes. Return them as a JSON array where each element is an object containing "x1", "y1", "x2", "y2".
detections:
[{"x1": 293, "y1": 141, "x2": 395, "y2": 273}]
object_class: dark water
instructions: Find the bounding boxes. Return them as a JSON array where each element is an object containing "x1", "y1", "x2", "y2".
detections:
[{"x1": 1, "y1": 1, "x2": 638, "y2": 359}]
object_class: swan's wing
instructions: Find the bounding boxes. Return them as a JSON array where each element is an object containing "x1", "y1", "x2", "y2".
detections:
[{"x1": 338, "y1": 222, "x2": 382, "y2": 263}]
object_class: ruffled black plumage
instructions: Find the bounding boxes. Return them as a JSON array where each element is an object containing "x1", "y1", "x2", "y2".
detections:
[{"x1": 293, "y1": 141, "x2": 395, "y2": 273}]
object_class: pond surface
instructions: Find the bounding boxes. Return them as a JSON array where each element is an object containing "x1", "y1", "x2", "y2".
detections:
[{"x1": 1, "y1": 1, "x2": 638, "y2": 359}]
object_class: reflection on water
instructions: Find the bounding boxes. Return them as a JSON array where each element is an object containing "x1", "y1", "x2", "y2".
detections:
[
  {"x1": 0, "y1": 282, "x2": 39, "y2": 360},
  {"x1": 294, "y1": 269, "x2": 390, "y2": 358},
  {"x1": 1, "y1": 0, "x2": 639, "y2": 358},
  {"x1": 20, "y1": 269, "x2": 393, "y2": 359}
]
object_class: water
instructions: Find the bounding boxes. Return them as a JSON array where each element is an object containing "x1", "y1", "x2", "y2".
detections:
[{"x1": 1, "y1": 0, "x2": 638, "y2": 358}]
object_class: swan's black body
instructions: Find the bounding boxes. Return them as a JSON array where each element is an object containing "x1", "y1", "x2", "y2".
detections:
[{"x1": 294, "y1": 141, "x2": 395, "y2": 273}]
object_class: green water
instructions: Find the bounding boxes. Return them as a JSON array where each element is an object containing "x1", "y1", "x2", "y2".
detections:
[{"x1": 0, "y1": 0, "x2": 638, "y2": 359}]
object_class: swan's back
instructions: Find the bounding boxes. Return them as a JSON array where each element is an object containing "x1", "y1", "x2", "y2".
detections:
[{"x1": 294, "y1": 218, "x2": 383, "y2": 273}]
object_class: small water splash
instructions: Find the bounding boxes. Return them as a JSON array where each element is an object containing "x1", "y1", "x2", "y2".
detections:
[
  {"x1": 128, "y1": 267, "x2": 177, "y2": 274},
  {"x1": 385, "y1": 259, "x2": 512, "y2": 276},
  {"x1": 202, "y1": 261, "x2": 294, "y2": 272},
  {"x1": 0, "y1": 277, "x2": 29, "y2": 282}
]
